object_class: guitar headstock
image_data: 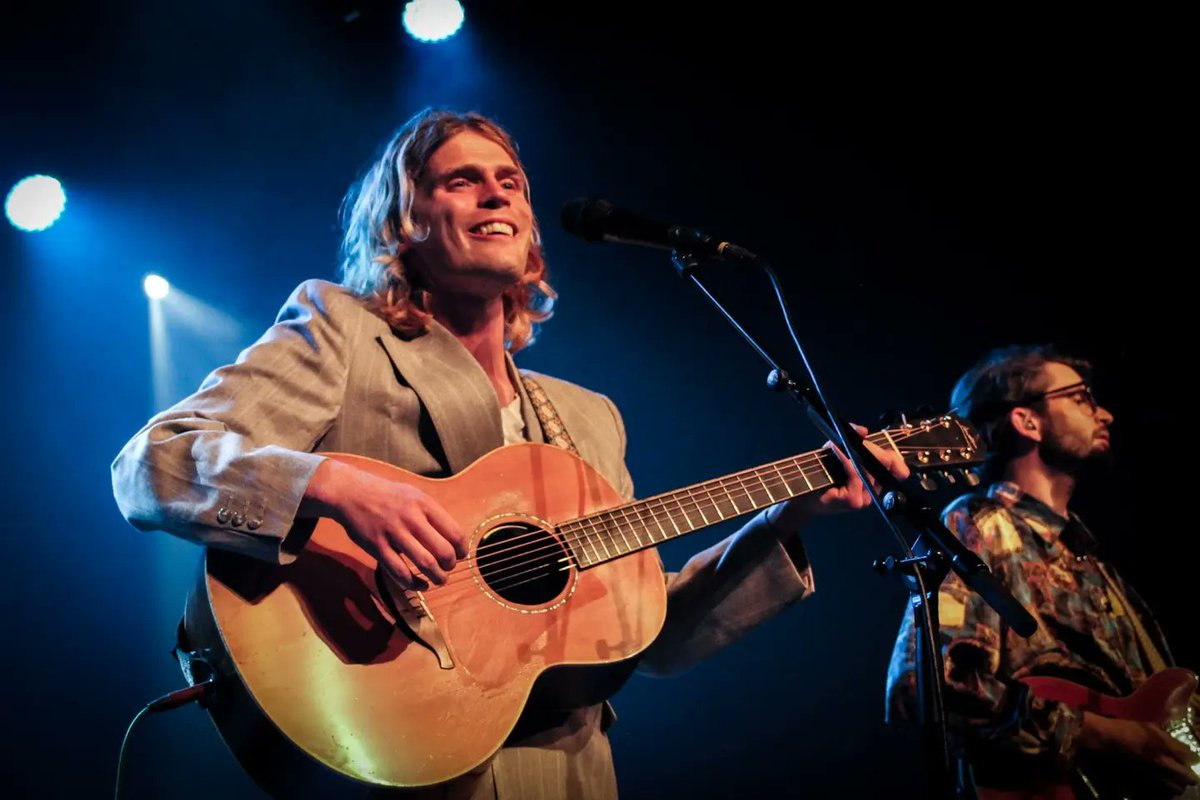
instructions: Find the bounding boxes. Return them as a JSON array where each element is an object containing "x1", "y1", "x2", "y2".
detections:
[{"x1": 879, "y1": 413, "x2": 986, "y2": 491}]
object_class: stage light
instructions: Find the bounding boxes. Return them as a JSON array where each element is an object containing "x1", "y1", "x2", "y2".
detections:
[
  {"x1": 402, "y1": 0, "x2": 464, "y2": 43},
  {"x1": 5, "y1": 175, "x2": 67, "y2": 232},
  {"x1": 143, "y1": 274, "x2": 170, "y2": 300}
]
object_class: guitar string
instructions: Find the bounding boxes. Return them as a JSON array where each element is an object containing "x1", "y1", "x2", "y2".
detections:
[
  {"x1": 420, "y1": 426, "x2": 959, "y2": 591},
  {"x1": 392, "y1": 428, "x2": 964, "y2": 603},
  {"x1": 392, "y1": 459, "x2": 835, "y2": 610},
  {"x1": 394, "y1": 429, "x2": 971, "y2": 609},
  {"x1": 455, "y1": 426, "x2": 938, "y2": 573}
]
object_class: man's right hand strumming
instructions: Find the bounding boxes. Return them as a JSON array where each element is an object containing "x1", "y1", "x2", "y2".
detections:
[
  {"x1": 1080, "y1": 711, "x2": 1199, "y2": 797},
  {"x1": 300, "y1": 459, "x2": 467, "y2": 589}
]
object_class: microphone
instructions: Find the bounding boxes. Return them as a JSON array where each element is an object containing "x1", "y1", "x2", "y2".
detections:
[{"x1": 560, "y1": 197, "x2": 761, "y2": 265}]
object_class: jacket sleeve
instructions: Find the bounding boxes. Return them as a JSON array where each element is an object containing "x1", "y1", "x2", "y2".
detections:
[
  {"x1": 592, "y1": 396, "x2": 816, "y2": 676},
  {"x1": 111, "y1": 280, "x2": 361, "y2": 564}
]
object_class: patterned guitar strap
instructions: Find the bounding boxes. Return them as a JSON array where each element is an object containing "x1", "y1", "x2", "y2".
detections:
[
  {"x1": 1092, "y1": 560, "x2": 1170, "y2": 674},
  {"x1": 520, "y1": 375, "x2": 580, "y2": 456},
  {"x1": 1066, "y1": 513, "x2": 1169, "y2": 673}
]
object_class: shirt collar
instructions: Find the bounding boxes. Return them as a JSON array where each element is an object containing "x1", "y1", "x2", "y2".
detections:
[{"x1": 987, "y1": 481, "x2": 1070, "y2": 546}]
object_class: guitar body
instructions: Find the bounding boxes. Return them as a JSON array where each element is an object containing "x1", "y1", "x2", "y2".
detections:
[
  {"x1": 1022, "y1": 669, "x2": 1197, "y2": 726},
  {"x1": 174, "y1": 414, "x2": 982, "y2": 795},
  {"x1": 185, "y1": 444, "x2": 667, "y2": 794},
  {"x1": 977, "y1": 670, "x2": 1200, "y2": 800}
]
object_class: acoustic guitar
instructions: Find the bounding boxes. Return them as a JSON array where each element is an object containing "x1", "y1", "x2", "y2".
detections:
[{"x1": 181, "y1": 414, "x2": 982, "y2": 793}]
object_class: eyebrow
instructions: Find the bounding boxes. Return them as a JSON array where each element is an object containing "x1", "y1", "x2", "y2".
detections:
[{"x1": 433, "y1": 163, "x2": 525, "y2": 182}]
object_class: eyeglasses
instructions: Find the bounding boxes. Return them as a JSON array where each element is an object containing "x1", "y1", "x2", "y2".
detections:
[{"x1": 1014, "y1": 381, "x2": 1100, "y2": 414}]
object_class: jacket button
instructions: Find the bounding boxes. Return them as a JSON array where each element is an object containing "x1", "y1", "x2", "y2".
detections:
[
  {"x1": 231, "y1": 511, "x2": 245, "y2": 527},
  {"x1": 216, "y1": 507, "x2": 231, "y2": 524}
]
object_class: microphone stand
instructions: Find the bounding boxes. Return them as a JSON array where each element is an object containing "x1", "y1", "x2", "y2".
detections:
[{"x1": 668, "y1": 250, "x2": 1037, "y2": 800}]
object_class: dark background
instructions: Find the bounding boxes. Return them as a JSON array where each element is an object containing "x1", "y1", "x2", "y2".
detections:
[{"x1": 1, "y1": 2, "x2": 1191, "y2": 798}]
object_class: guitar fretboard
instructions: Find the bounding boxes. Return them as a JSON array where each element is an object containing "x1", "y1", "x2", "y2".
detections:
[{"x1": 558, "y1": 431, "x2": 896, "y2": 568}]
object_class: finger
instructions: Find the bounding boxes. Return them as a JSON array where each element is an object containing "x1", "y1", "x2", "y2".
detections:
[
  {"x1": 863, "y1": 437, "x2": 911, "y2": 481},
  {"x1": 389, "y1": 528, "x2": 449, "y2": 584},
  {"x1": 422, "y1": 499, "x2": 468, "y2": 559},
  {"x1": 837, "y1": 443, "x2": 877, "y2": 506},
  {"x1": 825, "y1": 453, "x2": 868, "y2": 508},
  {"x1": 409, "y1": 516, "x2": 459, "y2": 571},
  {"x1": 377, "y1": 547, "x2": 416, "y2": 590},
  {"x1": 1165, "y1": 736, "x2": 1199, "y2": 766},
  {"x1": 1154, "y1": 754, "x2": 1199, "y2": 785}
]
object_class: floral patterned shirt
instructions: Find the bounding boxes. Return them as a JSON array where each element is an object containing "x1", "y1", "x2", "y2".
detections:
[{"x1": 885, "y1": 481, "x2": 1172, "y2": 786}]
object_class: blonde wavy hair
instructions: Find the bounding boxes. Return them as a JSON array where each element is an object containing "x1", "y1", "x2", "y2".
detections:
[{"x1": 339, "y1": 109, "x2": 555, "y2": 351}]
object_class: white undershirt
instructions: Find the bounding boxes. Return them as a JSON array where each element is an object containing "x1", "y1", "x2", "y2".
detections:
[{"x1": 500, "y1": 394, "x2": 528, "y2": 444}]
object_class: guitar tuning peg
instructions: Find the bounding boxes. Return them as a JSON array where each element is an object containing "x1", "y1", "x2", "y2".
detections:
[
  {"x1": 938, "y1": 470, "x2": 957, "y2": 485},
  {"x1": 919, "y1": 474, "x2": 938, "y2": 492},
  {"x1": 963, "y1": 470, "x2": 981, "y2": 487}
]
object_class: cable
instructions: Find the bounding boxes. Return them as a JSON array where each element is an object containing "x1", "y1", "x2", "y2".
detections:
[{"x1": 114, "y1": 679, "x2": 216, "y2": 800}]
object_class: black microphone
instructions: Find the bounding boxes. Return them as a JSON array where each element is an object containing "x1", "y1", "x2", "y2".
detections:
[{"x1": 560, "y1": 197, "x2": 760, "y2": 265}]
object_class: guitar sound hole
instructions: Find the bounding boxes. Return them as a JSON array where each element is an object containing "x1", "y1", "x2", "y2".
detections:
[{"x1": 475, "y1": 523, "x2": 569, "y2": 606}]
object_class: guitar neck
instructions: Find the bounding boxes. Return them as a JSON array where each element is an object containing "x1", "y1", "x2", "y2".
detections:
[{"x1": 561, "y1": 431, "x2": 898, "y2": 568}]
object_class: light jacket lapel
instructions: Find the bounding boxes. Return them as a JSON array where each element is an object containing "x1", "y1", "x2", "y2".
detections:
[{"x1": 375, "y1": 322, "x2": 503, "y2": 475}]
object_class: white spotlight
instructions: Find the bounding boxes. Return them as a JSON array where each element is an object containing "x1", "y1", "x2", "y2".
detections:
[
  {"x1": 402, "y1": 0, "x2": 464, "y2": 43},
  {"x1": 143, "y1": 274, "x2": 171, "y2": 300},
  {"x1": 6, "y1": 175, "x2": 67, "y2": 232}
]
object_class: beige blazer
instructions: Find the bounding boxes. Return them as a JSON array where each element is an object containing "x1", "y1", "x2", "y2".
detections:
[{"x1": 112, "y1": 280, "x2": 816, "y2": 799}]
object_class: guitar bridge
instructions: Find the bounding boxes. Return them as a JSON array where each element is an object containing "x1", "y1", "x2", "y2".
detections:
[{"x1": 375, "y1": 568, "x2": 455, "y2": 670}]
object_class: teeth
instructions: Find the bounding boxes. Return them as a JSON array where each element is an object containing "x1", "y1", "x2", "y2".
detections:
[{"x1": 473, "y1": 222, "x2": 514, "y2": 236}]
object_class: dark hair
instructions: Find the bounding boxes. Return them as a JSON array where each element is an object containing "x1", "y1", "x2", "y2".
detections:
[{"x1": 951, "y1": 344, "x2": 1092, "y2": 477}]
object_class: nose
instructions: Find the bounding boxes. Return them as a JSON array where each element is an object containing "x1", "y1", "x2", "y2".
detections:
[
  {"x1": 478, "y1": 176, "x2": 511, "y2": 210},
  {"x1": 1096, "y1": 405, "x2": 1114, "y2": 425}
]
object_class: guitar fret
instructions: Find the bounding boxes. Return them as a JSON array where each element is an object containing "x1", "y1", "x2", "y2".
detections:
[
  {"x1": 648, "y1": 499, "x2": 670, "y2": 542},
  {"x1": 691, "y1": 489, "x2": 711, "y2": 525},
  {"x1": 796, "y1": 458, "x2": 815, "y2": 491},
  {"x1": 571, "y1": 522, "x2": 596, "y2": 567},
  {"x1": 624, "y1": 504, "x2": 647, "y2": 551},
  {"x1": 565, "y1": 417, "x2": 982, "y2": 568},
  {"x1": 610, "y1": 506, "x2": 635, "y2": 556},
  {"x1": 770, "y1": 461, "x2": 794, "y2": 498},
  {"x1": 755, "y1": 468, "x2": 776, "y2": 504},
  {"x1": 595, "y1": 513, "x2": 614, "y2": 560},
  {"x1": 701, "y1": 483, "x2": 726, "y2": 521},
  {"x1": 663, "y1": 499, "x2": 684, "y2": 537},
  {"x1": 665, "y1": 493, "x2": 688, "y2": 531}
]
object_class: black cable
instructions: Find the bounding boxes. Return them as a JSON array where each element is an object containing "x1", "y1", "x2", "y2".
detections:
[
  {"x1": 114, "y1": 679, "x2": 216, "y2": 800},
  {"x1": 760, "y1": 262, "x2": 954, "y2": 796}
]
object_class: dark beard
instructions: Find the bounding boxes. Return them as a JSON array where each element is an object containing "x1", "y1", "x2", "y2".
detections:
[{"x1": 1041, "y1": 437, "x2": 1115, "y2": 479}]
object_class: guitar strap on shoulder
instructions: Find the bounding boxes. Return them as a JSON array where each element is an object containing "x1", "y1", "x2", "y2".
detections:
[
  {"x1": 1067, "y1": 513, "x2": 1171, "y2": 674},
  {"x1": 520, "y1": 375, "x2": 580, "y2": 456},
  {"x1": 1092, "y1": 559, "x2": 1170, "y2": 674}
]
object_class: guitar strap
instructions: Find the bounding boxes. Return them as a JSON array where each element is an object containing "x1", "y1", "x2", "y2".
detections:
[
  {"x1": 1093, "y1": 559, "x2": 1170, "y2": 674},
  {"x1": 520, "y1": 375, "x2": 580, "y2": 456},
  {"x1": 1065, "y1": 513, "x2": 1170, "y2": 674}
]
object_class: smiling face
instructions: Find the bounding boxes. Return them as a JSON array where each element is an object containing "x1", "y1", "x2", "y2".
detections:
[{"x1": 405, "y1": 130, "x2": 535, "y2": 301}]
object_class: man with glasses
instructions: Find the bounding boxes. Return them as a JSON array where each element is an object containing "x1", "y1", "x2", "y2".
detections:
[{"x1": 885, "y1": 345, "x2": 1197, "y2": 798}]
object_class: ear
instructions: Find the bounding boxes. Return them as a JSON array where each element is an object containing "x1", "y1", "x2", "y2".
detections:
[{"x1": 1009, "y1": 407, "x2": 1043, "y2": 443}]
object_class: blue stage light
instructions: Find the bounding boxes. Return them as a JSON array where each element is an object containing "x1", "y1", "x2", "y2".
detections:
[
  {"x1": 5, "y1": 175, "x2": 67, "y2": 232},
  {"x1": 143, "y1": 273, "x2": 171, "y2": 300},
  {"x1": 402, "y1": 0, "x2": 464, "y2": 43}
]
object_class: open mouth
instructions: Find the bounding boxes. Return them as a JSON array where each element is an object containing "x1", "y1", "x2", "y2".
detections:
[{"x1": 468, "y1": 221, "x2": 516, "y2": 238}]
